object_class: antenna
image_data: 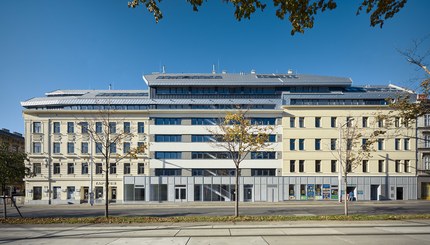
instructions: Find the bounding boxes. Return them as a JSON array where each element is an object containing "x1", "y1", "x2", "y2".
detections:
[
  {"x1": 109, "y1": 84, "x2": 112, "y2": 90},
  {"x1": 162, "y1": 65, "x2": 166, "y2": 74},
  {"x1": 212, "y1": 64, "x2": 216, "y2": 74}
]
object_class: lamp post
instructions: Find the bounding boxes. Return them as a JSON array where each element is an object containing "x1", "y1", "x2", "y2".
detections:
[{"x1": 338, "y1": 118, "x2": 354, "y2": 203}]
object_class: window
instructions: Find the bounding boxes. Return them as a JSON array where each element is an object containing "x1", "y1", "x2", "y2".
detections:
[
  {"x1": 346, "y1": 160, "x2": 352, "y2": 173},
  {"x1": 424, "y1": 135, "x2": 430, "y2": 148},
  {"x1": 33, "y1": 187, "x2": 42, "y2": 200},
  {"x1": 331, "y1": 117, "x2": 337, "y2": 128},
  {"x1": 395, "y1": 138, "x2": 400, "y2": 150},
  {"x1": 290, "y1": 117, "x2": 295, "y2": 128},
  {"x1": 155, "y1": 169, "x2": 181, "y2": 176},
  {"x1": 67, "y1": 163, "x2": 74, "y2": 174},
  {"x1": 81, "y1": 142, "x2": 88, "y2": 154},
  {"x1": 378, "y1": 118, "x2": 384, "y2": 128},
  {"x1": 67, "y1": 142, "x2": 74, "y2": 154},
  {"x1": 154, "y1": 118, "x2": 181, "y2": 125},
  {"x1": 346, "y1": 117, "x2": 353, "y2": 127},
  {"x1": 377, "y1": 139, "x2": 384, "y2": 150},
  {"x1": 109, "y1": 122, "x2": 116, "y2": 134},
  {"x1": 192, "y1": 118, "x2": 218, "y2": 125},
  {"x1": 53, "y1": 142, "x2": 60, "y2": 154},
  {"x1": 53, "y1": 122, "x2": 60, "y2": 134},
  {"x1": 378, "y1": 160, "x2": 384, "y2": 173},
  {"x1": 155, "y1": 135, "x2": 182, "y2": 142},
  {"x1": 124, "y1": 163, "x2": 131, "y2": 174},
  {"x1": 251, "y1": 169, "x2": 276, "y2": 176},
  {"x1": 33, "y1": 163, "x2": 41, "y2": 175},
  {"x1": 362, "y1": 138, "x2": 368, "y2": 150},
  {"x1": 290, "y1": 139, "x2": 296, "y2": 150},
  {"x1": 33, "y1": 142, "x2": 41, "y2": 153},
  {"x1": 123, "y1": 142, "x2": 130, "y2": 153},
  {"x1": 395, "y1": 117, "x2": 400, "y2": 127},
  {"x1": 138, "y1": 163, "x2": 145, "y2": 174},
  {"x1": 53, "y1": 163, "x2": 60, "y2": 174},
  {"x1": 251, "y1": 118, "x2": 276, "y2": 125},
  {"x1": 347, "y1": 139, "x2": 352, "y2": 151},
  {"x1": 290, "y1": 160, "x2": 295, "y2": 172},
  {"x1": 404, "y1": 138, "x2": 410, "y2": 150},
  {"x1": 424, "y1": 155, "x2": 430, "y2": 170},
  {"x1": 155, "y1": 152, "x2": 182, "y2": 159},
  {"x1": 315, "y1": 160, "x2": 321, "y2": 173},
  {"x1": 110, "y1": 143, "x2": 116, "y2": 153},
  {"x1": 299, "y1": 160, "x2": 304, "y2": 173},
  {"x1": 138, "y1": 142, "x2": 145, "y2": 151},
  {"x1": 138, "y1": 122, "x2": 145, "y2": 133},
  {"x1": 330, "y1": 139, "x2": 336, "y2": 150},
  {"x1": 298, "y1": 139, "x2": 304, "y2": 150},
  {"x1": 299, "y1": 117, "x2": 305, "y2": 128},
  {"x1": 96, "y1": 142, "x2": 102, "y2": 154},
  {"x1": 362, "y1": 117, "x2": 368, "y2": 128},
  {"x1": 96, "y1": 122, "x2": 102, "y2": 133},
  {"x1": 123, "y1": 122, "x2": 131, "y2": 133},
  {"x1": 96, "y1": 163, "x2": 103, "y2": 174},
  {"x1": 67, "y1": 122, "x2": 74, "y2": 133},
  {"x1": 110, "y1": 163, "x2": 116, "y2": 174},
  {"x1": 395, "y1": 160, "x2": 401, "y2": 172},
  {"x1": 33, "y1": 122, "x2": 42, "y2": 133},
  {"x1": 80, "y1": 122, "x2": 88, "y2": 134},
  {"x1": 425, "y1": 114, "x2": 430, "y2": 127},
  {"x1": 82, "y1": 163, "x2": 88, "y2": 174},
  {"x1": 251, "y1": 152, "x2": 276, "y2": 159},
  {"x1": 331, "y1": 160, "x2": 337, "y2": 173},
  {"x1": 315, "y1": 139, "x2": 321, "y2": 150},
  {"x1": 362, "y1": 160, "x2": 368, "y2": 173},
  {"x1": 315, "y1": 117, "x2": 321, "y2": 128},
  {"x1": 191, "y1": 152, "x2": 234, "y2": 159},
  {"x1": 404, "y1": 160, "x2": 410, "y2": 173}
]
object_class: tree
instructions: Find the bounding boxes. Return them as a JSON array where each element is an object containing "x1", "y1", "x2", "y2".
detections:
[
  {"x1": 336, "y1": 116, "x2": 385, "y2": 215},
  {"x1": 0, "y1": 143, "x2": 30, "y2": 197},
  {"x1": 208, "y1": 110, "x2": 273, "y2": 217},
  {"x1": 78, "y1": 108, "x2": 146, "y2": 218},
  {"x1": 128, "y1": 0, "x2": 407, "y2": 35}
]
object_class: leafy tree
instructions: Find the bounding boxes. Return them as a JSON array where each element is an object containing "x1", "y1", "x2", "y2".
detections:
[
  {"x1": 128, "y1": 0, "x2": 407, "y2": 35},
  {"x1": 78, "y1": 108, "x2": 146, "y2": 218},
  {"x1": 0, "y1": 143, "x2": 30, "y2": 197},
  {"x1": 208, "y1": 110, "x2": 273, "y2": 217}
]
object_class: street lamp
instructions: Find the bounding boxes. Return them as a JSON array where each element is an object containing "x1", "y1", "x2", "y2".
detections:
[{"x1": 338, "y1": 117, "x2": 354, "y2": 203}]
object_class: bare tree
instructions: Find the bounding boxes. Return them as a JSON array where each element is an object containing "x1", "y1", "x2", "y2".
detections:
[
  {"x1": 208, "y1": 110, "x2": 274, "y2": 217},
  {"x1": 78, "y1": 107, "x2": 146, "y2": 218}
]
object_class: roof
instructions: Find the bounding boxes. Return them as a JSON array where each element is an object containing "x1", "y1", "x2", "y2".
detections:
[{"x1": 143, "y1": 73, "x2": 353, "y2": 87}]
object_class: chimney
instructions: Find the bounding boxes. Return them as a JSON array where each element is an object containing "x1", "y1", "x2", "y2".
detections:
[
  {"x1": 250, "y1": 69, "x2": 256, "y2": 74},
  {"x1": 287, "y1": 69, "x2": 293, "y2": 75},
  {"x1": 162, "y1": 65, "x2": 166, "y2": 74},
  {"x1": 212, "y1": 64, "x2": 216, "y2": 74}
]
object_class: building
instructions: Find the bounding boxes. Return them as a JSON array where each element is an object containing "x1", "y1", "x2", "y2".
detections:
[
  {"x1": 21, "y1": 72, "x2": 417, "y2": 204},
  {"x1": 417, "y1": 111, "x2": 430, "y2": 200},
  {"x1": 0, "y1": 128, "x2": 25, "y2": 196}
]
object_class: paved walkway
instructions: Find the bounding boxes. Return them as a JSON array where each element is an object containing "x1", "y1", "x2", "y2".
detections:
[{"x1": 1, "y1": 220, "x2": 430, "y2": 244}]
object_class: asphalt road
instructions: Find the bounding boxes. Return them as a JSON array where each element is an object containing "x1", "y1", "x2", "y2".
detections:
[{"x1": 1, "y1": 200, "x2": 429, "y2": 218}]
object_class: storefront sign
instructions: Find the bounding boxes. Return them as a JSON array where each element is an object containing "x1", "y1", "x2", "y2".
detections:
[{"x1": 95, "y1": 182, "x2": 117, "y2": 186}]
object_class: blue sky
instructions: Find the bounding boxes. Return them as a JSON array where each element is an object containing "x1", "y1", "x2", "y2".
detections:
[{"x1": 0, "y1": 1, "x2": 429, "y2": 134}]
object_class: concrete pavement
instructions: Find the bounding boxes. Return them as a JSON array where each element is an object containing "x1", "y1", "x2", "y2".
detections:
[{"x1": 1, "y1": 220, "x2": 430, "y2": 244}]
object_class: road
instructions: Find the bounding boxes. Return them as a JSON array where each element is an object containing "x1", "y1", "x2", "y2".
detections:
[{"x1": 1, "y1": 200, "x2": 429, "y2": 218}]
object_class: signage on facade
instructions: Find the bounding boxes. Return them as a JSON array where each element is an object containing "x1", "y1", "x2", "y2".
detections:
[{"x1": 95, "y1": 182, "x2": 117, "y2": 186}]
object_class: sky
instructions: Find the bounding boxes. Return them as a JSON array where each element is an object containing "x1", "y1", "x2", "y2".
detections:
[{"x1": 0, "y1": 1, "x2": 429, "y2": 134}]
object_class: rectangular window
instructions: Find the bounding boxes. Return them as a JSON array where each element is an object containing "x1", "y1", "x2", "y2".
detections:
[
  {"x1": 33, "y1": 122, "x2": 42, "y2": 133},
  {"x1": 290, "y1": 160, "x2": 295, "y2": 172},
  {"x1": 362, "y1": 117, "x2": 368, "y2": 128},
  {"x1": 404, "y1": 160, "x2": 410, "y2": 173},
  {"x1": 330, "y1": 139, "x2": 336, "y2": 150},
  {"x1": 110, "y1": 143, "x2": 116, "y2": 153},
  {"x1": 315, "y1": 139, "x2": 321, "y2": 150},
  {"x1": 53, "y1": 142, "x2": 60, "y2": 154},
  {"x1": 53, "y1": 163, "x2": 60, "y2": 174},
  {"x1": 33, "y1": 163, "x2": 41, "y2": 175},
  {"x1": 290, "y1": 139, "x2": 295, "y2": 151},
  {"x1": 250, "y1": 152, "x2": 276, "y2": 159},
  {"x1": 81, "y1": 142, "x2": 88, "y2": 154},
  {"x1": 395, "y1": 117, "x2": 400, "y2": 127},
  {"x1": 67, "y1": 142, "x2": 74, "y2": 154},
  {"x1": 251, "y1": 169, "x2": 276, "y2": 176},
  {"x1": 154, "y1": 118, "x2": 181, "y2": 125},
  {"x1": 378, "y1": 139, "x2": 384, "y2": 150},
  {"x1": 138, "y1": 163, "x2": 145, "y2": 174},
  {"x1": 395, "y1": 160, "x2": 401, "y2": 173},
  {"x1": 404, "y1": 138, "x2": 410, "y2": 150},
  {"x1": 67, "y1": 122, "x2": 74, "y2": 133},
  {"x1": 346, "y1": 160, "x2": 352, "y2": 173},
  {"x1": 137, "y1": 142, "x2": 145, "y2": 151},
  {"x1": 155, "y1": 169, "x2": 182, "y2": 176},
  {"x1": 33, "y1": 142, "x2": 42, "y2": 153},
  {"x1": 67, "y1": 163, "x2": 74, "y2": 174},
  {"x1": 378, "y1": 118, "x2": 384, "y2": 128},
  {"x1": 96, "y1": 163, "x2": 103, "y2": 174},
  {"x1": 346, "y1": 117, "x2": 353, "y2": 127},
  {"x1": 53, "y1": 122, "x2": 60, "y2": 134},
  {"x1": 347, "y1": 139, "x2": 352, "y2": 151},
  {"x1": 138, "y1": 122, "x2": 145, "y2": 133},
  {"x1": 96, "y1": 142, "x2": 102, "y2": 154},
  {"x1": 123, "y1": 122, "x2": 131, "y2": 133},
  {"x1": 331, "y1": 160, "x2": 337, "y2": 173},
  {"x1": 424, "y1": 156, "x2": 430, "y2": 170},
  {"x1": 362, "y1": 160, "x2": 368, "y2": 173},
  {"x1": 155, "y1": 135, "x2": 182, "y2": 142},
  {"x1": 82, "y1": 162, "x2": 88, "y2": 174},
  {"x1": 425, "y1": 114, "x2": 430, "y2": 127},
  {"x1": 315, "y1": 117, "x2": 321, "y2": 128},
  {"x1": 251, "y1": 118, "x2": 276, "y2": 125},
  {"x1": 109, "y1": 122, "x2": 116, "y2": 134},
  {"x1": 315, "y1": 160, "x2": 321, "y2": 173},
  {"x1": 123, "y1": 142, "x2": 131, "y2": 153},
  {"x1": 110, "y1": 163, "x2": 116, "y2": 174},
  {"x1": 362, "y1": 138, "x2": 368, "y2": 150},
  {"x1": 155, "y1": 152, "x2": 182, "y2": 159},
  {"x1": 290, "y1": 117, "x2": 295, "y2": 128},
  {"x1": 331, "y1": 117, "x2": 337, "y2": 128},
  {"x1": 299, "y1": 160, "x2": 304, "y2": 173},
  {"x1": 80, "y1": 122, "x2": 88, "y2": 134},
  {"x1": 378, "y1": 160, "x2": 384, "y2": 173},
  {"x1": 299, "y1": 139, "x2": 304, "y2": 150},
  {"x1": 424, "y1": 135, "x2": 430, "y2": 148},
  {"x1": 124, "y1": 163, "x2": 131, "y2": 174},
  {"x1": 299, "y1": 117, "x2": 305, "y2": 128},
  {"x1": 96, "y1": 122, "x2": 102, "y2": 133},
  {"x1": 395, "y1": 138, "x2": 400, "y2": 150},
  {"x1": 191, "y1": 118, "x2": 218, "y2": 125}
]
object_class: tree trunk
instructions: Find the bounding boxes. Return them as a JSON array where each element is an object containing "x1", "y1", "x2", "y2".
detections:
[
  {"x1": 344, "y1": 175, "x2": 348, "y2": 216},
  {"x1": 2, "y1": 187, "x2": 6, "y2": 219},
  {"x1": 105, "y1": 158, "x2": 109, "y2": 218},
  {"x1": 234, "y1": 166, "x2": 239, "y2": 217}
]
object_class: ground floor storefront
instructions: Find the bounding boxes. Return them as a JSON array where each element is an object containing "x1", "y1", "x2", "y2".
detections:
[{"x1": 418, "y1": 177, "x2": 430, "y2": 200}]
